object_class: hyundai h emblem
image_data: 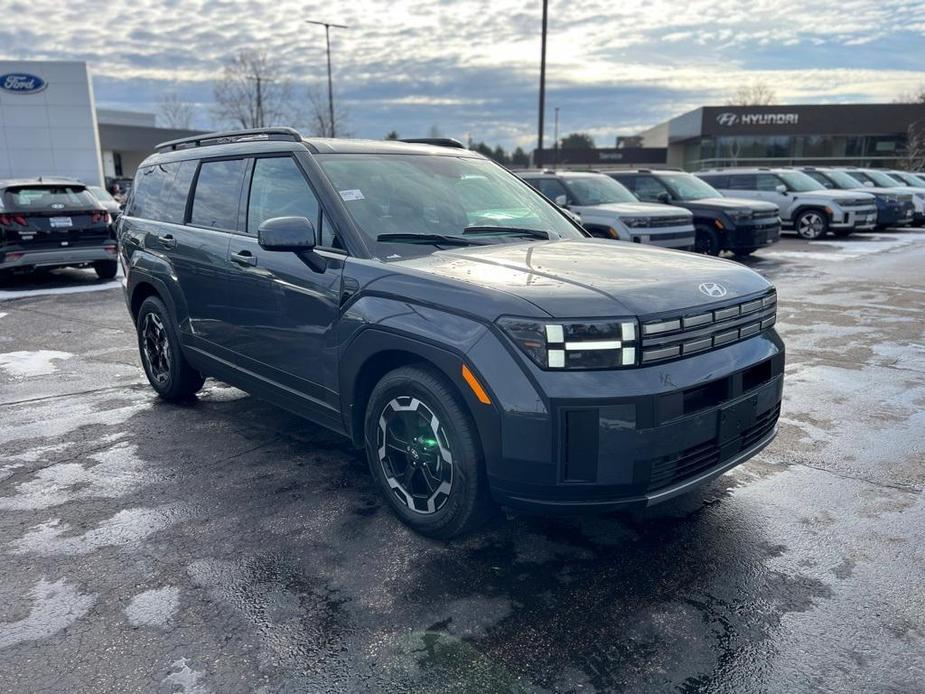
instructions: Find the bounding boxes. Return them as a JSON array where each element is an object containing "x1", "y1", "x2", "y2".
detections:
[{"x1": 699, "y1": 282, "x2": 727, "y2": 298}]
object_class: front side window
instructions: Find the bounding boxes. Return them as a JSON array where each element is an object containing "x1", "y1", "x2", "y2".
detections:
[
  {"x1": 632, "y1": 176, "x2": 670, "y2": 202},
  {"x1": 247, "y1": 157, "x2": 320, "y2": 236},
  {"x1": 191, "y1": 159, "x2": 247, "y2": 231},
  {"x1": 316, "y1": 154, "x2": 582, "y2": 256},
  {"x1": 756, "y1": 174, "x2": 783, "y2": 192},
  {"x1": 561, "y1": 175, "x2": 637, "y2": 205},
  {"x1": 529, "y1": 178, "x2": 570, "y2": 202},
  {"x1": 860, "y1": 170, "x2": 904, "y2": 188},
  {"x1": 825, "y1": 170, "x2": 866, "y2": 189}
]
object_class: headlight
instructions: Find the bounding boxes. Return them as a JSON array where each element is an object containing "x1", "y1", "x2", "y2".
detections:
[
  {"x1": 497, "y1": 317, "x2": 638, "y2": 369},
  {"x1": 883, "y1": 195, "x2": 897, "y2": 203},
  {"x1": 618, "y1": 216, "x2": 650, "y2": 228},
  {"x1": 727, "y1": 209, "x2": 753, "y2": 222}
]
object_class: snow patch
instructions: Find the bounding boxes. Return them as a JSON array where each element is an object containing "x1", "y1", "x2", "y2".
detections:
[
  {"x1": 0, "y1": 350, "x2": 73, "y2": 377},
  {"x1": 0, "y1": 578, "x2": 96, "y2": 649},
  {"x1": 126, "y1": 586, "x2": 180, "y2": 628}
]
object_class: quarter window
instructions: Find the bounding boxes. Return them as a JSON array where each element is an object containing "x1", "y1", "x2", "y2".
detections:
[
  {"x1": 190, "y1": 159, "x2": 247, "y2": 231},
  {"x1": 247, "y1": 157, "x2": 320, "y2": 236}
]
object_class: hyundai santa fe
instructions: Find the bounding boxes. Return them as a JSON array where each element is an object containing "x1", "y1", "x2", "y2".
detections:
[{"x1": 118, "y1": 129, "x2": 784, "y2": 538}]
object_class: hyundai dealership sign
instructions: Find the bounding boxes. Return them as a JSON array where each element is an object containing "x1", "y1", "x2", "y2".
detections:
[
  {"x1": 0, "y1": 72, "x2": 47, "y2": 94},
  {"x1": 715, "y1": 111, "x2": 799, "y2": 127}
]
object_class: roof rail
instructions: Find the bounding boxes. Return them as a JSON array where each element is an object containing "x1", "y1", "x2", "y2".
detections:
[
  {"x1": 398, "y1": 137, "x2": 466, "y2": 149},
  {"x1": 155, "y1": 127, "x2": 303, "y2": 153}
]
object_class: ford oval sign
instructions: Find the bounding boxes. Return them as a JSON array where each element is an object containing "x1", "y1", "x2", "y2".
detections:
[{"x1": 0, "y1": 73, "x2": 47, "y2": 95}]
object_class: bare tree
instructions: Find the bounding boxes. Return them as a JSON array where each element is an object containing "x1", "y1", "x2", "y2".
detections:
[
  {"x1": 305, "y1": 85, "x2": 349, "y2": 137},
  {"x1": 893, "y1": 85, "x2": 925, "y2": 104},
  {"x1": 157, "y1": 92, "x2": 195, "y2": 129},
  {"x1": 725, "y1": 81, "x2": 777, "y2": 106},
  {"x1": 905, "y1": 122, "x2": 925, "y2": 171},
  {"x1": 212, "y1": 49, "x2": 295, "y2": 129}
]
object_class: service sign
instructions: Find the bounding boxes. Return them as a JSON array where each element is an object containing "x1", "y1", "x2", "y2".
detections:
[{"x1": 0, "y1": 73, "x2": 47, "y2": 95}]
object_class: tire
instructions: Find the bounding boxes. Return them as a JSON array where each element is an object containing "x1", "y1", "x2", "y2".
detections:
[
  {"x1": 136, "y1": 296, "x2": 204, "y2": 401},
  {"x1": 794, "y1": 209, "x2": 829, "y2": 240},
  {"x1": 694, "y1": 226, "x2": 721, "y2": 256},
  {"x1": 94, "y1": 259, "x2": 118, "y2": 279},
  {"x1": 365, "y1": 364, "x2": 494, "y2": 539}
]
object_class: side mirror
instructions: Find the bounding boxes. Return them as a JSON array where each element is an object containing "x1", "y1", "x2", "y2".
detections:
[
  {"x1": 863, "y1": 181, "x2": 874, "y2": 187},
  {"x1": 554, "y1": 194, "x2": 568, "y2": 207},
  {"x1": 257, "y1": 216, "x2": 316, "y2": 252},
  {"x1": 656, "y1": 191, "x2": 671, "y2": 204},
  {"x1": 775, "y1": 184, "x2": 788, "y2": 194}
]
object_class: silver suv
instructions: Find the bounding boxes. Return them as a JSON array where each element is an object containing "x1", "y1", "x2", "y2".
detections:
[
  {"x1": 697, "y1": 168, "x2": 877, "y2": 239},
  {"x1": 519, "y1": 171, "x2": 695, "y2": 250}
]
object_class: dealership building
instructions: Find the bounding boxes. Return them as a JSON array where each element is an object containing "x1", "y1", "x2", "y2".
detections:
[
  {"x1": 637, "y1": 103, "x2": 925, "y2": 171},
  {"x1": 0, "y1": 60, "x2": 201, "y2": 186}
]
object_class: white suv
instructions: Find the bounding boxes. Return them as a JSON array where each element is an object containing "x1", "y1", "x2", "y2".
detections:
[
  {"x1": 697, "y1": 168, "x2": 877, "y2": 239},
  {"x1": 519, "y1": 171, "x2": 695, "y2": 250}
]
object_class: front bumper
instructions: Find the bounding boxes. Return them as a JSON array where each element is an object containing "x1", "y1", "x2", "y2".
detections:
[
  {"x1": 629, "y1": 225, "x2": 696, "y2": 250},
  {"x1": 831, "y1": 207, "x2": 878, "y2": 230},
  {"x1": 0, "y1": 243, "x2": 117, "y2": 270},
  {"x1": 475, "y1": 331, "x2": 785, "y2": 513},
  {"x1": 725, "y1": 219, "x2": 781, "y2": 251},
  {"x1": 875, "y1": 202, "x2": 914, "y2": 228}
]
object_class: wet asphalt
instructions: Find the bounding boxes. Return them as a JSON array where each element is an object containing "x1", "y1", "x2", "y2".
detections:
[{"x1": 0, "y1": 230, "x2": 923, "y2": 693}]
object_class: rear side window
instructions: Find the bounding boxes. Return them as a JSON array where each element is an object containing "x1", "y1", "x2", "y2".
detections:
[
  {"x1": 130, "y1": 161, "x2": 196, "y2": 223},
  {"x1": 246, "y1": 157, "x2": 320, "y2": 235},
  {"x1": 728, "y1": 174, "x2": 757, "y2": 190},
  {"x1": 699, "y1": 174, "x2": 728, "y2": 188},
  {"x1": 756, "y1": 174, "x2": 781, "y2": 191},
  {"x1": 191, "y1": 159, "x2": 247, "y2": 231}
]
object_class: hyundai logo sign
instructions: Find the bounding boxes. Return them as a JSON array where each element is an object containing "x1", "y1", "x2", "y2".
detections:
[
  {"x1": 716, "y1": 111, "x2": 799, "y2": 127},
  {"x1": 0, "y1": 73, "x2": 47, "y2": 95},
  {"x1": 699, "y1": 282, "x2": 728, "y2": 298}
]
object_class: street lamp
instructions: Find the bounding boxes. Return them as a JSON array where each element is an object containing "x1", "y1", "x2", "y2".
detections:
[
  {"x1": 305, "y1": 19, "x2": 349, "y2": 138},
  {"x1": 554, "y1": 106, "x2": 559, "y2": 167},
  {"x1": 537, "y1": 0, "x2": 548, "y2": 167}
]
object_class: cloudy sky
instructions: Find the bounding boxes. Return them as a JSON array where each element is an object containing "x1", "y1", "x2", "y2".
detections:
[{"x1": 3, "y1": 0, "x2": 925, "y2": 148}]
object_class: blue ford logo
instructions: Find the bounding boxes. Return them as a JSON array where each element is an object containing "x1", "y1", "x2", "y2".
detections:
[{"x1": 0, "y1": 73, "x2": 47, "y2": 94}]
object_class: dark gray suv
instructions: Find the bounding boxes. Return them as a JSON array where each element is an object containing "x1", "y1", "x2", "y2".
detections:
[{"x1": 118, "y1": 128, "x2": 784, "y2": 538}]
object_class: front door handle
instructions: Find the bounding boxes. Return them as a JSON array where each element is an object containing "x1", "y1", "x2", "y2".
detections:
[
  {"x1": 158, "y1": 234, "x2": 177, "y2": 249},
  {"x1": 231, "y1": 249, "x2": 257, "y2": 266}
]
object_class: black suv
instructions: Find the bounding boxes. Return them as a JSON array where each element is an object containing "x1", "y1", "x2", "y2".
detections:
[
  {"x1": 0, "y1": 178, "x2": 117, "y2": 279},
  {"x1": 118, "y1": 129, "x2": 784, "y2": 538},
  {"x1": 605, "y1": 170, "x2": 781, "y2": 256}
]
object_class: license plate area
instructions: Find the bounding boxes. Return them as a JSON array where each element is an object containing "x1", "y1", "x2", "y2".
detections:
[
  {"x1": 718, "y1": 396, "x2": 758, "y2": 442},
  {"x1": 49, "y1": 216, "x2": 73, "y2": 228}
]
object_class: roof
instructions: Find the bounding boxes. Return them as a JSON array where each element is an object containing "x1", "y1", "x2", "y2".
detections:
[
  {"x1": 303, "y1": 137, "x2": 481, "y2": 157},
  {"x1": 0, "y1": 177, "x2": 86, "y2": 188}
]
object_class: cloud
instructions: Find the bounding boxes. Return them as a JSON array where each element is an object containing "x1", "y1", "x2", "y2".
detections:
[{"x1": 1, "y1": 0, "x2": 923, "y2": 147}]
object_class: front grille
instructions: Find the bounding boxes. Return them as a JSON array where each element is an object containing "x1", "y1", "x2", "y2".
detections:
[
  {"x1": 842, "y1": 199, "x2": 876, "y2": 208},
  {"x1": 640, "y1": 291, "x2": 777, "y2": 364},
  {"x1": 635, "y1": 230, "x2": 693, "y2": 241},
  {"x1": 646, "y1": 403, "x2": 780, "y2": 492},
  {"x1": 644, "y1": 216, "x2": 690, "y2": 229}
]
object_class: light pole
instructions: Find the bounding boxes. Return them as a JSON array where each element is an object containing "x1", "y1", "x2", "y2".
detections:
[
  {"x1": 554, "y1": 106, "x2": 559, "y2": 167},
  {"x1": 537, "y1": 0, "x2": 548, "y2": 167},
  {"x1": 306, "y1": 19, "x2": 349, "y2": 137}
]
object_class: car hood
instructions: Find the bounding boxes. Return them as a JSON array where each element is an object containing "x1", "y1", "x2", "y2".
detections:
[
  {"x1": 572, "y1": 202, "x2": 691, "y2": 217},
  {"x1": 811, "y1": 189, "x2": 875, "y2": 203},
  {"x1": 387, "y1": 238, "x2": 772, "y2": 318},
  {"x1": 846, "y1": 186, "x2": 913, "y2": 198},
  {"x1": 680, "y1": 197, "x2": 778, "y2": 213}
]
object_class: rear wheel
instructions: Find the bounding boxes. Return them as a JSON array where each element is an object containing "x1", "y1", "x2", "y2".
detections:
[
  {"x1": 695, "y1": 226, "x2": 721, "y2": 256},
  {"x1": 136, "y1": 296, "x2": 204, "y2": 401},
  {"x1": 365, "y1": 365, "x2": 494, "y2": 539},
  {"x1": 94, "y1": 260, "x2": 118, "y2": 279},
  {"x1": 794, "y1": 210, "x2": 829, "y2": 240}
]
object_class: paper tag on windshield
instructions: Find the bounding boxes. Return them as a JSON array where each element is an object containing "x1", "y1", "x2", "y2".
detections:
[{"x1": 339, "y1": 189, "x2": 365, "y2": 201}]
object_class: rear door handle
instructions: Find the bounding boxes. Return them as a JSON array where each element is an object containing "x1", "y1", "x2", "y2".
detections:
[
  {"x1": 158, "y1": 234, "x2": 177, "y2": 249},
  {"x1": 230, "y1": 249, "x2": 257, "y2": 266}
]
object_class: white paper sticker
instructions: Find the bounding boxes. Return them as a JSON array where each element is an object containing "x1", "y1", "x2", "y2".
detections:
[{"x1": 339, "y1": 189, "x2": 365, "y2": 201}]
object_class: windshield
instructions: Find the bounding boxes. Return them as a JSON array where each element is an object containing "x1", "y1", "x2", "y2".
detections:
[
  {"x1": 88, "y1": 185, "x2": 116, "y2": 202},
  {"x1": 890, "y1": 172, "x2": 925, "y2": 187},
  {"x1": 822, "y1": 170, "x2": 866, "y2": 189},
  {"x1": 562, "y1": 175, "x2": 637, "y2": 205},
  {"x1": 660, "y1": 174, "x2": 720, "y2": 201},
  {"x1": 317, "y1": 154, "x2": 583, "y2": 254},
  {"x1": 860, "y1": 170, "x2": 903, "y2": 188},
  {"x1": 2, "y1": 185, "x2": 97, "y2": 210},
  {"x1": 778, "y1": 171, "x2": 826, "y2": 192}
]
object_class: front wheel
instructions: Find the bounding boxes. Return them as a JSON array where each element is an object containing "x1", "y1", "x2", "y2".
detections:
[
  {"x1": 94, "y1": 259, "x2": 118, "y2": 279},
  {"x1": 365, "y1": 365, "x2": 494, "y2": 539},
  {"x1": 136, "y1": 296, "x2": 204, "y2": 401},
  {"x1": 794, "y1": 210, "x2": 829, "y2": 240},
  {"x1": 695, "y1": 226, "x2": 721, "y2": 256}
]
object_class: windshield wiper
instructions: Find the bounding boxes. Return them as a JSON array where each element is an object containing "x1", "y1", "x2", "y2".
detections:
[
  {"x1": 376, "y1": 233, "x2": 490, "y2": 246},
  {"x1": 463, "y1": 226, "x2": 551, "y2": 239}
]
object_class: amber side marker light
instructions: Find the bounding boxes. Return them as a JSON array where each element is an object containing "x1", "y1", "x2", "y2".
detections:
[{"x1": 461, "y1": 364, "x2": 492, "y2": 405}]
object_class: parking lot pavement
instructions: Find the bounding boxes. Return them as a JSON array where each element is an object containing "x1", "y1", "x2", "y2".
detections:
[{"x1": 1, "y1": 230, "x2": 923, "y2": 693}]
